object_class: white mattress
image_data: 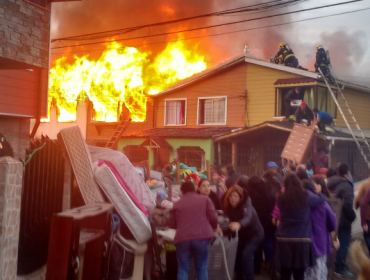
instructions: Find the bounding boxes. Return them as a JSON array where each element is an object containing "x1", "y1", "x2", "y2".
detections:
[
  {"x1": 58, "y1": 126, "x2": 105, "y2": 204},
  {"x1": 94, "y1": 163, "x2": 152, "y2": 244},
  {"x1": 88, "y1": 146, "x2": 155, "y2": 211}
]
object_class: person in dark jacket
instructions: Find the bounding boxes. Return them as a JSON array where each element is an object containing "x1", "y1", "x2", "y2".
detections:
[
  {"x1": 283, "y1": 87, "x2": 304, "y2": 118},
  {"x1": 197, "y1": 178, "x2": 222, "y2": 211},
  {"x1": 314, "y1": 45, "x2": 331, "y2": 77},
  {"x1": 238, "y1": 175, "x2": 273, "y2": 274},
  {"x1": 225, "y1": 163, "x2": 243, "y2": 189},
  {"x1": 295, "y1": 101, "x2": 314, "y2": 125},
  {"x1": 330, "y1": 163, "x2": 356, "y2": 278},
  {"x1": 223, "y1": 185, "x2": 264, "y2": 280},
  {"x1": 275, "y1": 43, "x2": 306, "y2": 70},
  {"x1": 168, "y1": 181, "x2": 218, "y2": 280},
  {"x1": 275, "y1": 174, "x2": 326, "y2": 280}
]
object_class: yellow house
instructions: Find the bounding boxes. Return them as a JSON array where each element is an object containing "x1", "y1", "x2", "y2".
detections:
[{"x1": 119, "y1": 55, "x2": 370, "y2": 180}]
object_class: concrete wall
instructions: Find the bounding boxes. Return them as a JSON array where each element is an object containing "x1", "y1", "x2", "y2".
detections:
[
  {"x1": 0, "y1": 157, "x2": 22, "y2": 280},
  {"x1": 0, "y1": 0, "x2": 50, "y2": 68}
]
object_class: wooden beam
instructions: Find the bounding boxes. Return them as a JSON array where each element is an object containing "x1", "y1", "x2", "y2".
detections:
[
  {"x1": 232, "y1": 142, "x2": 237, "y2": 170},
  {"x1": 176, "y1": 160, "x2": 180, "y2": 182},
  {"x1": 206, "y1": 160, "x2": 210, "y2": 180}
]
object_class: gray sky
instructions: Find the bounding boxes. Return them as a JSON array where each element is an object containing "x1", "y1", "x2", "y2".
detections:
[{"x1": 50, "y1": 0, "x2": 370, "y2": 87}]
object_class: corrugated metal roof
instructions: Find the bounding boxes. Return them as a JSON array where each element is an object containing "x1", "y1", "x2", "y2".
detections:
[
  {"x1": 139, "y1": 137, "x2": 172, "y2": 149},
  {"x1": 121, "y1": 127, "x2": 238, "y2": 139},
  {"x1": 274, "y1": 77, "x2": 317, "y2": 85}
]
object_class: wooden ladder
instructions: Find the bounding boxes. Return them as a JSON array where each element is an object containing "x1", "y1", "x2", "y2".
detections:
[{"x1": 105, "y1": 118, "x2": 131, "y2": 149}]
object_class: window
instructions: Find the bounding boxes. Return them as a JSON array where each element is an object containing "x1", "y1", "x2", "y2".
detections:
[
  {"x1": 198, "y1": 97, "x2": 227, "y2": 125},
  {"x1": 317, "y1": 86, "x2": 337, "y2": 118},
  {"x1": 165, "y1": 99, "x2": 186, "y2": 126},
  {"x1": 277, "y1": 87, "x2": 313, "y2": 117},
  {"x1": 177, "y1": 146, "x2": 205, "y2": 170}
]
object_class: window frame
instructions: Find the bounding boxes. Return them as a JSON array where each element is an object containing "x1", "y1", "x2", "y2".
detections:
[
  {"x1": 316, "y1": 86, "x2": 337, "y2": 119},
  {"x1": 164, "y1": 98, "x2": 187, "y2": 126},
  {"x1": 197, "y1": 96, "x2": 227, "y2": 126}
]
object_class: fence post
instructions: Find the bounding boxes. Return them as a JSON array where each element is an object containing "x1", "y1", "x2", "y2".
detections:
[
  {"x1": 206, "y1": 160, "x2": 210, "y2": 180},
  {"x1": 0, "y1": 157, "x2": 23, "y2": 280},
  {"x1": 232, "y1": 142, "x2": 237, "y2": 170}
]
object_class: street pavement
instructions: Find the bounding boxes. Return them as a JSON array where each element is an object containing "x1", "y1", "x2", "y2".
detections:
[{"x1": 255, "y1": 232, "x2": 369, "y2": 280}]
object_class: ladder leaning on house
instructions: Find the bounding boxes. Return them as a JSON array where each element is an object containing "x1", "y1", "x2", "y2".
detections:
[
  {"x1": 105, "y1": 118, "x2": 131, "y2": 150},
  {"x1": 319, "y1": 68, "x2": 370, "y2": 169}
]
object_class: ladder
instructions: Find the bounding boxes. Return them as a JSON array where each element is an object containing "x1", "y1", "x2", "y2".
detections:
[
  {"x1": 318, "y1": 68, "x2": 370, "y2": 169},
  {"x1": 105, "y1": 118, "x2": 131, "y2": 149}
]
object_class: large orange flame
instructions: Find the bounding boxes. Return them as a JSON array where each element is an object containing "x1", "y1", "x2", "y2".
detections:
[{"x1": 47, "y1": 41, "x2": 207, "y2": 122}]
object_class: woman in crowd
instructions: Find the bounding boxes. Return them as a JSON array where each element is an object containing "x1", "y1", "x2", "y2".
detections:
[
  {"x1": 168, "y1": 181, "x2": 218, "y2": 280},
  {"x1": 223, "y1": 185, "x2": 264, "y2": 280},
  {"x1": 238, "y1": 175, "x2": 270, "y2": 274},
  {"x1": 197, "y1": 178, "x2": 222, "y2": 211},
  {"x1": 262, "y1": 170, "x2": 282, "y2": 268},
  {"x1": 301, "y1": 178, "x2": 338, "y2": 280},
  {"x1": 274, "y1": 174, "x2": 326, "y2": 280}
]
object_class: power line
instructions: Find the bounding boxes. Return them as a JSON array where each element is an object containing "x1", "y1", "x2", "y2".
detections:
[
  {"x1": 51, "y1": 0, "x2": 307, "y2": 42},
  {"x1": 50, "y1": 0, "x2": 364, "y2": 50},
  {"x1": 50, "y1": 6, "x2": 370, "y2": 55}
]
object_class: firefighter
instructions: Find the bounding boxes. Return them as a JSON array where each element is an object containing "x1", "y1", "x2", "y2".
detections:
[
  {"x1": 275, "y1": 43, "x2": 307, "y2": 70},
  {"x1": 315, "y1": 45, "x2": 331, "y2": 76}
]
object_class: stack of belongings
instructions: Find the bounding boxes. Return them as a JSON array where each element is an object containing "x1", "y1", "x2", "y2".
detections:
[{"x1": 58, "y1": 126, "x2": 155, "y2": 280}]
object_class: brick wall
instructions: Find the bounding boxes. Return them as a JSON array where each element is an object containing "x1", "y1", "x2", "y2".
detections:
[
  {"x1": 0, "y1": 0, "x2": 50, "y2": 68},
  {"x1": 0, "y1": 116, "x2": 30, "y2": 161},
  {"x1": 0, "y1": 157, "x2": 23, "y2": 280}
]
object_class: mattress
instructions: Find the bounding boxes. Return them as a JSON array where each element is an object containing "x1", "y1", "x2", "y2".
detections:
[
  {"x1": 94, "y1": 162, "x2": 152, "y2": 244},
  {"x1": 88, "y1": 145, "x2": 156, "y2": 211},
  {"x1": 57, "y1": 126, "x2": 105, "y2": 204},
  {"x1": 98, "y1": 159, "x2": 149, "y2": 218}
]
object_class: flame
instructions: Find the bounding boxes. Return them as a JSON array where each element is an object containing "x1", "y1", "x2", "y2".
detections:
[{"x1": 47, "y1": 41, "x2": 207, "y2": 122}]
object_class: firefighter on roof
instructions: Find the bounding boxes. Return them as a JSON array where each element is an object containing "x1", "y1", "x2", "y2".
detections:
[
  {"x1": 315, "y1": 45, "x2": 331, "y2": 77},
  {"x1": 275, "y1": 43, "x2": 306, "y2": 70}
]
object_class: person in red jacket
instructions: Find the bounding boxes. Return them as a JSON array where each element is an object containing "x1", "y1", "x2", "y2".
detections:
[{"x1": 168, "y1": 181, "x2": 218, "y2": 280}]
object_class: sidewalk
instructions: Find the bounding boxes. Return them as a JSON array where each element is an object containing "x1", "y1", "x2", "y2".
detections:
[{"x1": 255, "y1": 233, "x2": 369, "y2": 280}]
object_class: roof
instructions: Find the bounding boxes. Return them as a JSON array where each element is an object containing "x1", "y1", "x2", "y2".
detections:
[
  {"x1": 139, "y1": 137, "x2": 172, "y2": 149},
  {"x1": 274, "y1": 77, "x2": 317, "y2": 86},
  {"x1": 213, "y1": 120, "x2": 370, "y2": 142},
  {"x1": 151, "y1": 55, "x2": 370, "y2": 97},
  {"x1": 121, "y1": 127, "x2": 239, "y2": 139}
]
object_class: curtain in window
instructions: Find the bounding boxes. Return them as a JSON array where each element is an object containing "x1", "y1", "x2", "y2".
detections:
[
  {"x1": 204, "y1": 98, "x2": 226, "y2": 124},
  {"x1": 166, "y1": 101, "x2": 184, "y2": 125}
]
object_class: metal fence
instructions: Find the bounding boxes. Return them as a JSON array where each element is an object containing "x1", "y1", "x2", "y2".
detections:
[
  {"x1": 215, "y1": 143, "x2": 284, "y2": 176},
  {"x1": 330, "y1": 140, "x2": 369, "y2": 182},
  {"x1": 17, "y1": 137, "x2": 65, "y2": 275}
]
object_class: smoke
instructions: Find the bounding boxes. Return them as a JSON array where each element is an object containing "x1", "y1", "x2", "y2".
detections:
[{"x1": 50, "y1": 0, "x2": 369, "y2": 86}]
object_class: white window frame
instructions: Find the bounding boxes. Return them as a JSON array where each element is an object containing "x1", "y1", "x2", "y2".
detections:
[
  {"x1": 164, "y1": 98, "x2": 187, "y2": 126},
  {"x1": 197, "y1": 96, "x2": 227, "y2": 126}
]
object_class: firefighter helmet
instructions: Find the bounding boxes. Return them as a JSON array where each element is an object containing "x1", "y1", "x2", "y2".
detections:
[
  {"x1": 279, "y1": 42, "x2": 285, "y2": 48},
  {"x1": 317, "y1": 44, "x2": 323, "y2": 50}
]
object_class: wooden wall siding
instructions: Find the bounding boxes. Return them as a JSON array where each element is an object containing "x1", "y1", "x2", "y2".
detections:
[
  {"x1": 86, "y1": 96, "x2": 155, "y2": 140},
  {"x1": 246, "y1": 64, "x2": 301, "y2": 126},
  {"x1": 0, "y1": 69, "x2": 42, "y2": 116},
  {"x1": 335, "y1": 87, "x2": 370, "y2": 129},
  {"x1": 154, "y1": 63, "x2": 248, "y2": 128}
]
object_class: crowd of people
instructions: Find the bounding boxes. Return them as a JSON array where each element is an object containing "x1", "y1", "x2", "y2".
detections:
[{"x1": 167, "y1": 159, "x2": 370, "y2": 280}]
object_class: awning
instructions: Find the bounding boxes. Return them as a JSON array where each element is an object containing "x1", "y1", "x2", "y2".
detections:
[
  {"x1": 274, "y1": 77, "x2": 318, "y2": 87},
  {"x1": 140, "y1": 137, "x2": 172, "y2": 149}
]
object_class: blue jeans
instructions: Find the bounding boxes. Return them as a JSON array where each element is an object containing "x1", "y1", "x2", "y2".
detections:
[
  {"x1": 235, "y1": 242, "x2": 258, "y2": 280},
  {"x1": 335, "y1": 226, "x2": 351, "y2": 272},
  {"x1": 175, "y1": 239, "x2": 210, "y2": 280}
]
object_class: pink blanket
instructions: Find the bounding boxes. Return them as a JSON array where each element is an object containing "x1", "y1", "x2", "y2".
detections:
[{"x1": 97, "y1": 159, "x2": 149, "y2": 218}]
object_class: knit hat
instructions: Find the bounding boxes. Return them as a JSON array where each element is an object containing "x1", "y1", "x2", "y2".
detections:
[
  {"x1": 267, "y1": 161, "x2": 278, "y2": 168},
  {"x1": 300, "y1": 101, "x2": 307, "y2": 108}
]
